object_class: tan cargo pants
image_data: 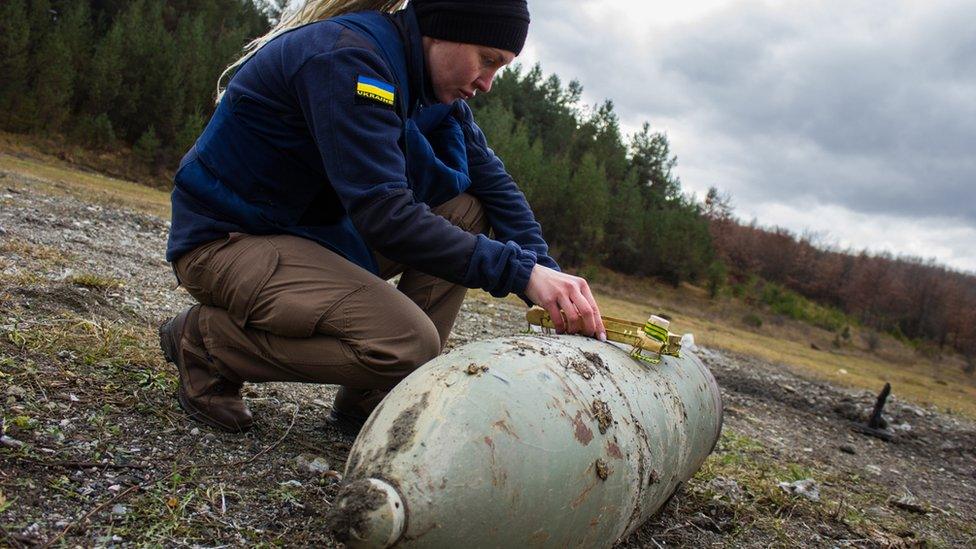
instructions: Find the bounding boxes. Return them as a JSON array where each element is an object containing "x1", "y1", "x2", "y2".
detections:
[{"x1": 173, "y1": 194, "x2": 488, "y2": 417}]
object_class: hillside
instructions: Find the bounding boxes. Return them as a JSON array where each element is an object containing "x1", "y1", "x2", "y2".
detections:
[{"x1": 1, "y1": 146, "x2": 975, "y2": 546}]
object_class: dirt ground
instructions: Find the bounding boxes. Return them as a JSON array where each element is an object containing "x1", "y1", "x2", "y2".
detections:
[{"x1": 1, "y1": 165, "x2": 975, "y2": 547}]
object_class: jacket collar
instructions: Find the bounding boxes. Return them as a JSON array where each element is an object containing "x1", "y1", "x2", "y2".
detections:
[{"x1": 390, "y1": 5, "x2": 435, "y2": 111}]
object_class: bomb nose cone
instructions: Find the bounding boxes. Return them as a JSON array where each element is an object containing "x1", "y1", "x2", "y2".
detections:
[{"x1": 328, "y1": 478, "x2": 405, "y2": 548}]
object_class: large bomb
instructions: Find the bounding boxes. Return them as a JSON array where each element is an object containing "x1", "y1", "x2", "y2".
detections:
[{"x1": 328, "y1": 334, "x2": 723, "y2": 547}]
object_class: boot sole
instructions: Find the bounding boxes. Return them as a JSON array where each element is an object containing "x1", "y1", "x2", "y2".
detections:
[
  {"x1": 176, "y1": 385, "x2": 251, "y2": 433},
  {"x1": 159, "y1": 319, "x2": 251, "y2": 434},
  {"x1": 325, "y1": 409, "x2": 367, "y2": 438}
]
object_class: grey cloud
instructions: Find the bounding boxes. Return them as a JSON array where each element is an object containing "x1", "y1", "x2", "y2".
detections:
[{"x1": 525, "y1": 0, "x2": 976, "y2": 226}]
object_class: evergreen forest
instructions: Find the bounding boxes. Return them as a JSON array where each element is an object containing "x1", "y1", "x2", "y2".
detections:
[{"x1": 1, "y1": 0, "x2": 974, "y2": 368}]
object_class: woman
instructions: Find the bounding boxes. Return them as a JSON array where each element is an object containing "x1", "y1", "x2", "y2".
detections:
[{"x1": 159, "y1": 0, "x2": 606, "y2": 434}]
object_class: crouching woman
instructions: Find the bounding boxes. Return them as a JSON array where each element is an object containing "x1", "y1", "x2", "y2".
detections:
[{"x1": 160, "y1": 0, "x2": 605, "y2": 434}]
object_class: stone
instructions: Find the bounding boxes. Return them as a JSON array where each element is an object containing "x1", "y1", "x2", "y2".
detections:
[
  {"x1": 866, "y1": 505, "x2": 894, "y2": 519},
  {"x1": 296, "y1": 453, "x2": 331, "y2": 475},
  {"x1": 839, "y1": 444, "x2": 857, "y2": 455},
  {"x1": 706, "y1": 476, "x2": 743, "y2": 504},
  {"x1": 0, "y1": 435, "x2": 25, "y2": 449},
  {"x1": 778, "y1": 478, "x2": 820, "y2": 502},
  {"x1": 890, "y1": 495, "x2": 928, "y2": 514}
]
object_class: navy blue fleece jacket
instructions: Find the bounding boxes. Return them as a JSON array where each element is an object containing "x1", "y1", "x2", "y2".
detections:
[{"x1": 166, "y1": 6, "x2": 558, "y2": 298}]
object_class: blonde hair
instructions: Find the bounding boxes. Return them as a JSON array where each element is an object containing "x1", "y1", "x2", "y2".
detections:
[{"x1": 216, "y1": 0, "x2": 409, "y2": 103}]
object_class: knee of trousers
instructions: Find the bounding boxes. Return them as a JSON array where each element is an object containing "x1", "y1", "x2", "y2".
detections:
[
  {"x1": 357, "y1": 312, "x2": 442, "y2": 379},
  {"x1": 434, "y1": 193, "x2": 489, "y2": 235}
]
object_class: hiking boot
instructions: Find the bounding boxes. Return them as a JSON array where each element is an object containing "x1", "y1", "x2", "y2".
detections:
[
  {"x1": 325, "y1": 407, "x2": 368, "y2": 438},
  {"x1": 327, "y1": 387, "x2": 388, "y2": 438},
  {"x1": 159, "y1": 306, "x2": 253, "y2": 433}
]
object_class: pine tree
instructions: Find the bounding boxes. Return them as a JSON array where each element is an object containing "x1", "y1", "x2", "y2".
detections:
[
  {"x1": 74, "y1": 113, "x2": 116, "y2": 150},
  {"x1": 80, "y1": 20, "x2": 124, "y2": 122},
  {"x1": 604, "y1": 172, "x2": 646, "y2": 272},
  {"x1": 561, "y1": 154, "x2": 609, "y2": 266},
  {"x1": 174, "y1": 13, "x2": 210, "y2": 122},
  {"x1": 0, "y1": 0, "x2": 31, "y2": 130},
  {"x1": 587, "y1": 100, "x2": 629, "y2": 183},
  {"x1": 134, "y1": 125, "x2": 160, "y2": 166},
  {"x1": 58, "y1": 2, "x2": 93, "y2": 116},
  {"x1": 31, "y1": 10, "x2": 75, "y2": 131},
  {"x1": 630, "y1": 123, "x2": 681, "y2": 206},
  {"x1": 174, "y1": 110, "x2": 206, "y2": 156}
]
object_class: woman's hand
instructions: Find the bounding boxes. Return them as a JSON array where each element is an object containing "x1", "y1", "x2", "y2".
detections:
[{"x1": 524, "y1": 265, "x2": 606, "y2": 341}]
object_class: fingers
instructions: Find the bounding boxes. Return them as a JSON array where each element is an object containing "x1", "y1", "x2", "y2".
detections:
[
  {"x1": 557, "y1": 295, "x2": 580, "y2": 334},
  {"x1": 525, "y1": 264, "x2": 604, "y2": 340},
  {"x1": 573, "y1": 290, "x2": 600, "y2": 336},
  {"x1": 578, "y1": 281, "x2": 606, "y2": 341},
  {"x1": 544, "y1": 301, "x2": 565, "y2": 333},
  {"x1": 561, "y1": 277, "x2": 601, "y2": 339}
]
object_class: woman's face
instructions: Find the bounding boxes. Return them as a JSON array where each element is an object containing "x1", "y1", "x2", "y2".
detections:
[{"x1": 422, "y1": 37, "x2": 516, "y2": 104}]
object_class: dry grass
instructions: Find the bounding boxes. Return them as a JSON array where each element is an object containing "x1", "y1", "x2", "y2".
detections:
[
  {"x1": 67, "y1": 273, "x2": 124, "y2": 291},
  {"x1": 0, "y1": 238, "x2": 71, "y2": 287},
  {"x1": 671, "y1": 429, "x2": 969, "y2": 547},
  {"x1": 0, "y1": 238, "x2": 70, "y2": 265},
  {"x1": 0, "y1": 136, "x2": 170, "y2": 219},
  {"x1": 583, "y1": 270, "x2": 976, "y2": 419}
]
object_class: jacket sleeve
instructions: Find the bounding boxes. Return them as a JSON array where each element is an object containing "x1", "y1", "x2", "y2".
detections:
[
  {"x1": 291, "y1": 47, "x2": 538, "y2": 296},
  {"x1": 451, "y1": 101, "x2": 561, "y2": 272}
]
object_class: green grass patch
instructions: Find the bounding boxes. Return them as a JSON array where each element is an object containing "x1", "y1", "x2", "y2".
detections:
[
  {"x1": 67, "y1": 273, "x2": 123, "y2": 290},
  {"x1": 730, "y1": 277, "x2": 851, "y2": 332},
  {"x1": 689, "y1": 430, "x2": 858, "y2": 542},
  {"x1": 118, "y1": 467, "x2": 208, "y2": 543},
  {"x1": 3, "y1": 313, "x2": 159, "y2": 368},
  {"x1": 0, "y1": 490, "x2": 14, "y2": 514},
  {"x1": 741, "y1": 312, "x2": 763, "y2": 329},
  {"x1": 683, "y1": 429, "x2": 968, "y2": 546},
  {"x1": 0, "y1": 312, "x2": 176, "y2": 410}
]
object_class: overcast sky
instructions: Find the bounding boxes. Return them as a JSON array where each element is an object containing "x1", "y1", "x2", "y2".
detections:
[{"x1": 515, "y1": 0, "x2": 976, "y2": 273}]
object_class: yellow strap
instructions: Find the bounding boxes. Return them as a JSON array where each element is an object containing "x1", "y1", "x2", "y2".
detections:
[{"x1": 525, "y1": 307, "x2": 681, "y2": 364}]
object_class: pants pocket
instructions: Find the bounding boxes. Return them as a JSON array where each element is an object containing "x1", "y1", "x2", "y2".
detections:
[{"x1": 188, "y1": 233, "x2": 280, "y2": 327}]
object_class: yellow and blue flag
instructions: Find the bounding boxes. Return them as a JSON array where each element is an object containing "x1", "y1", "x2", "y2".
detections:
[{"x1": 356, "y1": 75, "x2": 395, "y2": 109}]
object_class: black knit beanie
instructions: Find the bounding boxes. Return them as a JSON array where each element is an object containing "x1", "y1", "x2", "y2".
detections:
[{"x1": 412, "y1": 0, "x2": 530, "y2": 55}]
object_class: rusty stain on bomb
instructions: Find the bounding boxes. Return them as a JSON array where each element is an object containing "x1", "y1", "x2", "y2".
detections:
[{"x1": 572, "y1": 410, "x2": 594, "y2": 445}]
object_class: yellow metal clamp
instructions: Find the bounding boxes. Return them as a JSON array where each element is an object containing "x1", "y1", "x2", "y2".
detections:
[{"x1": 525, "y1": 307, "x2": 682, "y2": 364}]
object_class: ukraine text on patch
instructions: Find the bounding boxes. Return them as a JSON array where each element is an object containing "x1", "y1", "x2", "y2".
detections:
[{"x1": 356, "y1": 75, "x2": 395, "y2": 108}]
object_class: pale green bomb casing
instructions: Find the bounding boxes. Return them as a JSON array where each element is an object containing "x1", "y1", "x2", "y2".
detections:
[{"x1": 330, "y1": 334, "x2": 723, "y2": 548}]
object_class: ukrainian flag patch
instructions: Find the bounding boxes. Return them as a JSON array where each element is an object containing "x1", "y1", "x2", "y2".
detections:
[{"x1": 356, "y1": 75, "x2": 395, "y2": 109}]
